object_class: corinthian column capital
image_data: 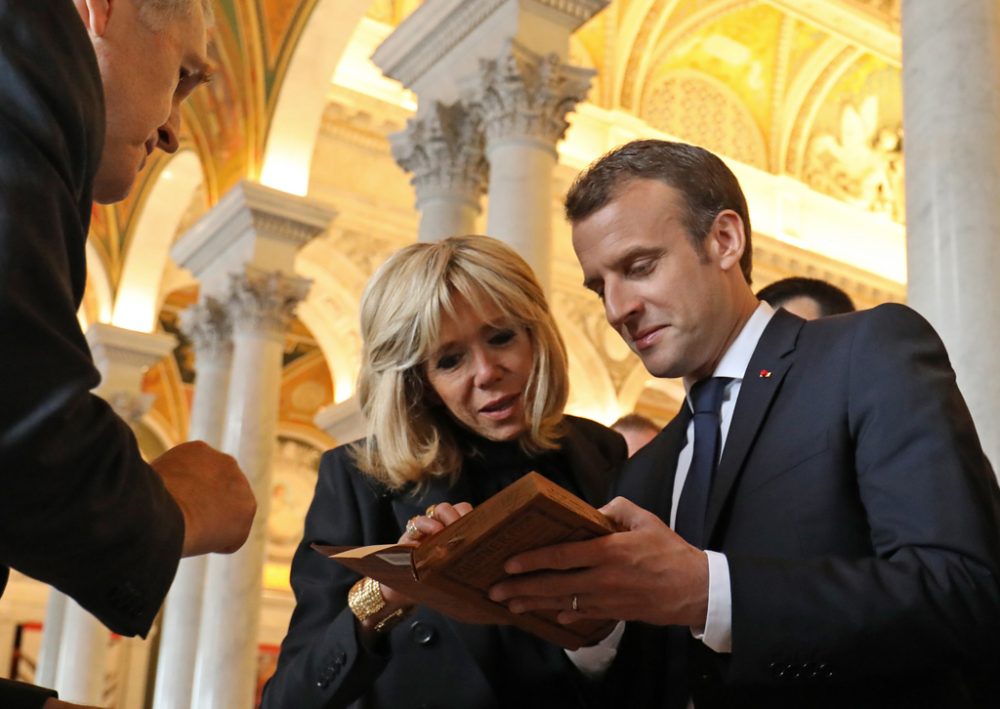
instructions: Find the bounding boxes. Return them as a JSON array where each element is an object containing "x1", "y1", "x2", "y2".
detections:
[
  {"x1": 391, "y1": 101, "x2": 488, "y2": 206},
  {"x1": 472, "y1": 40, "x2": 594, "y2": 150},
  {"x1": 226, "y1": 267, "x2": 311, "y2": 338},
  {"x1": 179, "y1": 296, "x2": 232, "y2": 360}
]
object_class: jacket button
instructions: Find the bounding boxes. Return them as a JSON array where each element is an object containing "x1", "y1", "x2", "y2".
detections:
[{"x1": 410, "y1": 620, "x2": 436, "y2": 646}]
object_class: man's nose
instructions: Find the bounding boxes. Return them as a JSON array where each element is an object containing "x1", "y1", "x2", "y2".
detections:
[
  {"x1": 156, "y1": 106, "x2": 181, "y2": 154},
  {"x1": 603, "y1": 281, "x2": 640, "y2": 332}
]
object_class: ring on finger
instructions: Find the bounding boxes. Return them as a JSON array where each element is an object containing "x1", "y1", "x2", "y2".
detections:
[
  {"x1": 571, "y1": 594, "x2": 579, "y2": 612},
  {"x1": 405, "y1": 517, "x2": 420, "y2": 537},
  {"x1": 425, "y1": 504, "x2": 438, "y2": 520}
]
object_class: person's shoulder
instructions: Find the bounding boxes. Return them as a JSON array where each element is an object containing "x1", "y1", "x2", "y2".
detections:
[
  {"x1": 562, "y1": 415, "x2": 628, "y2": 463},
  {"x1": 318, "y1": 440, "x2": 392, "y2": 499}
]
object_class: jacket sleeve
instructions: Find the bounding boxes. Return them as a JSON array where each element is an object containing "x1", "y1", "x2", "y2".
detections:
[
  {"x1": 261, "y1": 447, "x2": 396, "y2": 708},
  {"x1": 0, "y1": 0, "x2": 183, "y2": 637},
  {"x1": 727, "y1": 304, "x2": 1000, "y2": 682},
  {"x1": 0, "y1": 678, "x2": 56, "y2": 709}
]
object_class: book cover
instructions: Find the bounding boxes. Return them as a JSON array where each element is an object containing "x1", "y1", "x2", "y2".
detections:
[{"x1": 312, "y1": 472, "x2": 618, "y2": 649}]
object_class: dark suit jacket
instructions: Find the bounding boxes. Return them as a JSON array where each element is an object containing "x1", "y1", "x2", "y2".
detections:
[
  {"x1": 609, "y1": 305, "x2": 1000, "y2": 708},
  {"x1": 261, "y1": 416, "x2": 627, "y2": 709},
  {"x1": 0, "y1": 0, "x2": 183, "y2": 649}
]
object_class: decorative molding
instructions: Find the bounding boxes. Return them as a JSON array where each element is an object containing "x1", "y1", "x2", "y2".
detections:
[
  {"x1": 472, "y1": 40, "x2": 595, "y2": 149},
  {"x1": 85, "y1": 323, "x2": 177, "y2": 424},
  {"x1": 333, "y1": 227, "x2": 400, "y2": 279},
  {"x1": 391, "y1": 101, "x2": 487, "y2": 205},
  {"x1": 86, "y1": 323, "x2": 178, "y2": 373},
  {"x1": 314, "y1": 395, "x2": 368, "y2": 445},
  {"x1": 641, "y1": 69, "x2": 768, "y2": 170},
  {"x1": 373, "y1": 0, "x2": 608, "y2": 90},
  {"x1": 227, "y1": 267, "x2": 312, "y2": 337},
  {"x1": 753, "y1": 235, "x2": 904, "y2": 308},
  {"x1": 171, "y1": 180, "x2": 337, "y2": 282},
  {"x1": 106, "y1": 391, "x2": 157, "y2": 424},
  {"x1": 803, "y1": 97, "x2": 904, "y2": 222},
  {"x1": 762, "y1": 0, "x2": 900, "y2": 65},
  {"x1": 552, "y1": 289, "x2": 640, "y2": 395}
]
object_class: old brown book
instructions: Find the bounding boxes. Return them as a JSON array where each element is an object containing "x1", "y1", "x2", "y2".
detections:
[{"x1": 312, "y1": 471, "x2": 618, "y2": 650}]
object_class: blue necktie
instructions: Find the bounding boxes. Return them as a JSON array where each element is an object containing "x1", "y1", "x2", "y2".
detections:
[{"x1": 674, "y1": 377, "x2": 732, "y2": 549}]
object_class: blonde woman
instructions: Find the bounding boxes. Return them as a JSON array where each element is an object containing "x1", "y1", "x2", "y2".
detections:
[{"x1": 263, "y1": 235, "x2": 626, "y2": 708}]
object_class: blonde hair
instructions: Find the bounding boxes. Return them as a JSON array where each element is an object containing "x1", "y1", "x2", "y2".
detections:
[{"x1": 354, "y1": 235, "x2": 569, "y2": 489}]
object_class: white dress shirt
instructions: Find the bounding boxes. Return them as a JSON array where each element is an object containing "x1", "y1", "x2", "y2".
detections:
[{"x1": 568, "y1": 302, "x2": 775, "y2": 673}]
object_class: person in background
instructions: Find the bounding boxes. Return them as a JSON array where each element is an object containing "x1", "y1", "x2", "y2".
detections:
[
  {"x1": 262, "y1": 235, "x2": 627, "y2": 708},
  {"x1": 0, "y1": 1, "x2": 256, "y2": 705},
  {"x1": 611, "y1": 413, "x2": 660, "y2": 457},
  {"x1": 755, "y1": 276, "x2": 855, "y2": 320}
]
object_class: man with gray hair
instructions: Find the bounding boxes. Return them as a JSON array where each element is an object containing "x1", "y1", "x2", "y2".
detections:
[{"x1": 0, "y1": 1, "x2": 255, "y2": 705}]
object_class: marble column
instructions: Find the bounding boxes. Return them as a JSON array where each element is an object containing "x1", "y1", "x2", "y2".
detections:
[
  {"x1": 473, "y1": 41, "x2": 593, "y2": 291},
  {"x1": 52, "y1": 324, "x2": 175, "y2": 704},
  {"x1": 901, "y1": 0, "x2": 1000, "y2": 474},
  {"x1": 34, "y1": 589, "x2": 65, "y2": 688},
  {"x1": 171, "y1": 181, "x2": 334, "y2": 708},
  {"x1": 189, "y1": 268, "x2": 311, "y2": 709},
  {"x1": 372, "y1": 0, "x2": 607, "y2": 286},
  {"x1": 152, "y1": 298, "x2": 232, "y2": 709},
  {"x1": 391, "y1": 101, "x2": 487, "y2": 242}
]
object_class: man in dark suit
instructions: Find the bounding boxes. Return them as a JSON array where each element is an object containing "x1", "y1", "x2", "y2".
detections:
[
  {"x1": 491, "y1": 140, "x2": 1000, "y2": 707},
  {"x1": 0, "y1": 1, "x2": 256, "y2": 705}
]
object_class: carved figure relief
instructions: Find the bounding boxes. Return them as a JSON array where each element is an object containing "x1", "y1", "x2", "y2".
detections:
[{"x1": 804, "y1": 96, "x2": 904, "y2": 221}]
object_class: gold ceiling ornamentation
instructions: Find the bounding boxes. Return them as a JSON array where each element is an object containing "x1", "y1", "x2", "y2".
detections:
[
  {"x1": 642, "y1": 69, "x2": 768, "y2": 170},
  {"x1": 552, "y1": 290, "x2": 640, "y2": 395},
  {"x1": 804, "y1": 96, "x2": 904, "y2": 221}
]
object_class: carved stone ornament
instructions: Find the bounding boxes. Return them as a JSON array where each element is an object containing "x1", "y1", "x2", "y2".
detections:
[
  {"x1": 226, "y1": 267, "x2": 312, "y2": 337},
  {"x1": 106, "y1": 390, "x2": 157, "y2": 424},
  {"x1": 390, "y1": 101, "x2": 488, "y2": 204},
  {"x1": 179, "y1": 296, "x2": 233, "y2": 359},
  {"x1": 472, "y1": 40, "x2": 595, "y2": 148}
]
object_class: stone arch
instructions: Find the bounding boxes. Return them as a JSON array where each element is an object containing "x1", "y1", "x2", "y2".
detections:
[
  {"x1": 260, "y1": 0, "x2": 372, "y2": 195},
  {"x1": 620, "y1": 0, "x2": 746, "y2": 112},
  {"x1": 774, "y1": 36, "x2": 851, "y2": 175},
  {"x1": 294, "y1": 238, "x2": 369, "y2": 403},
  {"x1": 112, "y1": 151, "x2": 205, "y2": 333}
]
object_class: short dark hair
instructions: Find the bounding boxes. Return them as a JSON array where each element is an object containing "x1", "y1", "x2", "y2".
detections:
[
  {"x1": 756, "y1": 277, "x2": 855, "y2": 317},
  {"x1": 611, "y1": 413, "x2": 660, "y2": 435},
  {"x1": 564, "y1": 140, "x2": 753, "y2": 283}
]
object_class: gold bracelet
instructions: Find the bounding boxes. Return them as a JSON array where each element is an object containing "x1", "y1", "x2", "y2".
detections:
[
  {"x1": 347, "y1": 577, "x2": 386, "y2": 623},
  {"x1": 372, "y1": 607, "x2": 407, "y2": 633}
]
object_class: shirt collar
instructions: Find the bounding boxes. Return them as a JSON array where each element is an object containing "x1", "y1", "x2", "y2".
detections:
[{"x1": 683, "y1": 301, "x2": 775, "y2": 400}]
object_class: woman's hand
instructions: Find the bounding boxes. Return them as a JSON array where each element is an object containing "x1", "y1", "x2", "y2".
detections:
[
  {"x1": 380, "y1": 502, "x2": 474, "y2": 608},
  {"x1": 353, "y1": 501, "x2": 474, "y2": 647}
]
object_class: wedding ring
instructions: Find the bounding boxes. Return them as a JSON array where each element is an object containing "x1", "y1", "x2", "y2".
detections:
[
  {"x1": 425, "y1": 504, "x2": 438, "y2": 520},
  {"x1": 405, "y1": 517, "x2": 420, "y2": 537},
  {"x1": 571, "y1": 594, "x2": 579, "y2": 612}
]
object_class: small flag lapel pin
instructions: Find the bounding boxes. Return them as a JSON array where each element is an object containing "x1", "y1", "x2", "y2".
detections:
[{"x1": 759, "y1": 369, "x2": 772, "y2": 378}]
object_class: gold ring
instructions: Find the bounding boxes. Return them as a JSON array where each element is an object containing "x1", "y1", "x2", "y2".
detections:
[
  {"x1": 405, "y1": 517, "x2": 420, "y2": 537},
  {"x1": 425, "y1": 504, "x2": 438, "y2": 520},
  {"x1": 571, "y1": 594, "x2": 579, "y2": 612}
]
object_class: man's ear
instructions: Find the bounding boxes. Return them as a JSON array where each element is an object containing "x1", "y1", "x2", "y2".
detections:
[
  {"x1": 76, "y1": 0, "x2": 112, "y2": 37},
  {"x1": 709, "y1": 210, "x2": 746, "y2": 272}
]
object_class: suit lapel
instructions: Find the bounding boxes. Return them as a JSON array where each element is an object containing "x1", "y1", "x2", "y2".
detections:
[{"x1": 705, "y1": 309, "x2": 803, "y2": 543}]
